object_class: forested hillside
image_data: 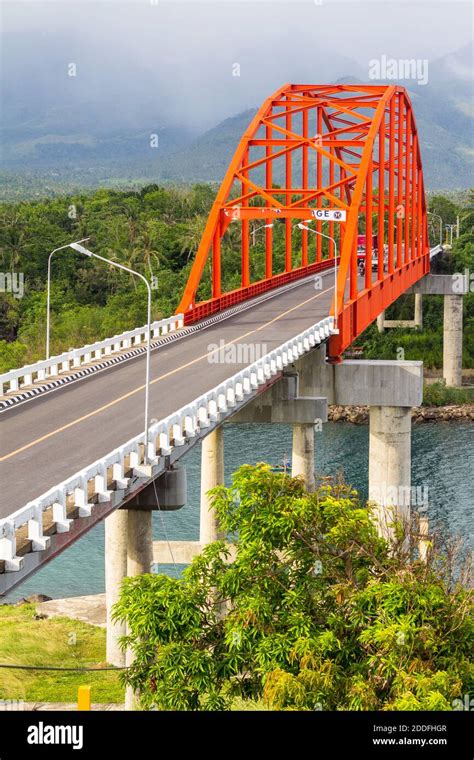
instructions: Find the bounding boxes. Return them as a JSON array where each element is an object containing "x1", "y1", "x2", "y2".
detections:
[{"x1": 0, "y1": 185, "x2": 472, "y2": 373}]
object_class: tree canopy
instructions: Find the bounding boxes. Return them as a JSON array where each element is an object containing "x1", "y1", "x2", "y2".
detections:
[
  {"x1": 0, "y1": 186, "x2": 472, "y2": 372},
  {"x1": 114, "y1": 465, "x2": 472, "y2": 711}
]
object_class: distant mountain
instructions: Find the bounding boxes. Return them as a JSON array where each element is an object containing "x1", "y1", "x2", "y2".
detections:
[
  {"x1": 1, "y1": 44, "x2": 472, "y2": 194},
  {"x1": 157, "y1": 110, "x2": 258, "y2": 183},
  {"x1": 158, "y1": 61, "x2": 474, "y2": 190}
]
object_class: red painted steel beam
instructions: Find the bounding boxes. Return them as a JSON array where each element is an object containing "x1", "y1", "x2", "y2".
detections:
[{"x1": 176, "y1": 83, "x2": 429, "y2": 364}]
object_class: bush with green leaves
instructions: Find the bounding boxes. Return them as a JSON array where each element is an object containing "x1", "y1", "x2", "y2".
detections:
[
  {"x1": 423, "y1": 381, "x2": 473, "y2": 407},
  {"x1": 114, "y1": 465, "x2": 473, "y2": 711}
]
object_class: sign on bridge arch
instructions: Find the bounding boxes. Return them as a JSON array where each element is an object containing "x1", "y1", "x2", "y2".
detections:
[{"x1": 311, "y1": 209, "x2": 347, "y2": 222}]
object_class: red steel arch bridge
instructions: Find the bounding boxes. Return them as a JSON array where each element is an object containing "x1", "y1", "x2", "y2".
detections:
[
  {"x1": 0, "y1": 83, "x2": 440, "y2": 593},
  {"x1": 178, "y1": 83, "x2": 429, "y2": 361}
]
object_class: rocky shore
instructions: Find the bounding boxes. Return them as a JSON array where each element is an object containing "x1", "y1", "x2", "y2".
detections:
[{"x1": 328, "y1": 404, "x2": 474, "y2": 424}]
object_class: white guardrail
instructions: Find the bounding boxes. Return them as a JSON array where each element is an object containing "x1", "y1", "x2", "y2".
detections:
[
  {"x1": 0, "y1": 315, "x2": 335, "y2": 570},
  {"x1": 0, "y1": 314, "x2": 184, "y2": 396}
]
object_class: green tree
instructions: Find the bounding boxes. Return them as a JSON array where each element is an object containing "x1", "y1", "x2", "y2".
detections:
[
  {"x1": 178, "y1": 214, "x2": 207, "y2": 261},
  {"x1": 114, "y1": 465, "x2": 472, "y2": 711}
]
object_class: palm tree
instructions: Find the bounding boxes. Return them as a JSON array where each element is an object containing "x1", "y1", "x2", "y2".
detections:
[
  {"x1": 178, "y1": 214, "x2": 207, "y2": 261},
  {"x1": 135, "y1": 220, "x2": 169, "y2": 278},
  {"x1": 0, "y1": 209, "x2": 26, "y2": 273}
]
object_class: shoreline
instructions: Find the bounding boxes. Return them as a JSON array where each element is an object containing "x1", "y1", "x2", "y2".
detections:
[{"x1": 328, "y1": 404, "x2": 474, "y2": 424}]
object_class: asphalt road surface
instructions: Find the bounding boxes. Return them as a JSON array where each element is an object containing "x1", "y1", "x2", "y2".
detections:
[{"x1": 0, "y1": 271, "x2": 336, "y2": 517}]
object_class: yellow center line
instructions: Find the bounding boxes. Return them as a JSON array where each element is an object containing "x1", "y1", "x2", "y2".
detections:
[{"x1": 0, "y1": 285, "x2": 331, "y2": 462}]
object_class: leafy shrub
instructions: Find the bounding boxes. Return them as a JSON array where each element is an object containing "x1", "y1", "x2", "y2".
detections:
[
  {"x1": 423, "y1": 381, "x2": 473, "y2": 407},
  {"x1": 114, "y1": 465, "x2": 473, "y2": 711},
  {"x1": 0, "y1": 338, "x2": 28, "y2": 372}
]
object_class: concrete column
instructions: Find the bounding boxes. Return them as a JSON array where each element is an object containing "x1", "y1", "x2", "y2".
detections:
[
  {"x1": 200, "y1": 427, "x2": 224, "y2": 545},
  {"x1": 292, "y1": 424, "x2": 315, "y2": 491},
  {"x1": 368, "y1": 406, "x2": 412, "y2": 542},
  {"x1": 418, "y1": 515, "x2": 429, "y2": 563},
  {"x1": 127, "y1": 509, "x2": 153, "y2": 575},
  {"x1": 124, "y1": 509, "x2": 153, "y2": 710},
  {"x1": 125, "y1": 648, "x2": 138, "y2": 711},
  {"x1": 105, "y1": 510, "x2": 128, "y2": 667},
  {"x1": 443, "y1": 294, "x2": 463, "y2": 387},
  {"x1": 377, "y1": 311, "x2": 385, "y2": 333},
  {"x1": 414, "y1": 293, "x2": 423, "y2": 329}
]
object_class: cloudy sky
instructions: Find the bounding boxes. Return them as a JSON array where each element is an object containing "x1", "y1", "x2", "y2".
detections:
[{"x1": 2, "y1": 0, "x2": 473, "y2": 131}]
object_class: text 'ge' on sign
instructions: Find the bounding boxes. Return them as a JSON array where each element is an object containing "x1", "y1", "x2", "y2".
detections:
[{"x1": 311, "y1": 209, "x2": 347, "y2": 222}]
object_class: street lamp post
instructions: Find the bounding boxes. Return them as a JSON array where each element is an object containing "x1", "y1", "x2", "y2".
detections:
[
  {"x1": 445, "y1": 224, "x2": 455, "y2": 246},
  {"x1": 251, "y1": 223, "x2": 273, "y2": 246},
  {"x1": 46, "y1": 240, "x2": 153, "y2": 462},
  {"x1": 296, "y1": 222, "x2": 339, "y2": 331},
  {"x1": 427, "y1": 212, "x2": 443, "y2": 247},
  {"x1": 46, "y1": 238, "x2": 92, "y2": 361}
]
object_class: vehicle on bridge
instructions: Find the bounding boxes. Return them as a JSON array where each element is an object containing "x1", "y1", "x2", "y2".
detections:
[{"x1": 357, "y1": 234, "x2": 379, "y2": 275}]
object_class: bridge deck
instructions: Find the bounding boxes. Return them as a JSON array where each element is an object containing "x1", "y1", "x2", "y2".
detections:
[{"x1": 0, "y1": 270, "x2": 336, "y2": 518}]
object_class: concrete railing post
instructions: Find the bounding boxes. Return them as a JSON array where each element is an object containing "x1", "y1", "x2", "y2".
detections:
[
  {"x1": 200, "y1": 427, "x2": 224, "y2": 545},
  {"x1": 443, "y1": 294, "x2": 463, "y2": 387},
  {"x1": 105, "y1": 510, "x2": 128, "y2": 667},
  {"x1": 368, "y1": 405, "x2": 412, "y2": 543},
  {"x1": 377, "y1": 311, "x2": 385, "y2": 333}
]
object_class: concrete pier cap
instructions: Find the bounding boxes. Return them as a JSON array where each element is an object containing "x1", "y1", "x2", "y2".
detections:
[
  {"x1": 296, "y1": 350, "x2": 423, "y2": 409},
  {"x1": 121, "y1": 465, "x2": 187, "y2": 511},
  {"x1": 334, "y1": 360, "x2": 423, "y2": 408},
  {"x1": 229, "y1": 374, "x2": 328, "y2": 424},
  {"x1": 406, "y1": 273, "x2": 469, "y2": 296}
]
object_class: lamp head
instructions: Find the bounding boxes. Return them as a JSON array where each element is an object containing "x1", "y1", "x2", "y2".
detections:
[{"x1": 69, "y1": 242, "x2": 93, "y2": 257}]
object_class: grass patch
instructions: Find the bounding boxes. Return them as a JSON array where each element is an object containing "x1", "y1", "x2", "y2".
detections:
[
  {"x1": 422, "y1": 381, "x2": 474, "y2": 407},
  {"x1": 0, "y1": 604, "x2": 123, "y2": 703}
]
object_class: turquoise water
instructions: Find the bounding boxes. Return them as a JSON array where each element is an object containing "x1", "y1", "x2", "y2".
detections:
[{"x1": 4, "y1": 421, "x2": 473, "y2": 602}]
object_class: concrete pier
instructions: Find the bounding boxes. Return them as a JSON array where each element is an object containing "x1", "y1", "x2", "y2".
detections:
[
  {"x1": 407, "y1": 274, "x2": 466, "y2": 387},
  {"x1": 104, "y1": 510, "x2": 128, "y2": 667},
  {"x1": 230, "y1": 369, "x2": 327, "y2": 491},
  {"x1": 443, "y1": 295, "x2": 463, "y2": 387},
  {"x1": 292, "y1": 423, "x2": 315, "y2": 491},
  {"x1": 105, "y1": 505, "x2": 153, "y2": 707},
  {"x1": 414, "y1": 293, "x2": 423, "y2": 329},
  {"x1": 296, "y1": 349, "x2": 423, "y2": 541},
  {"x1": 124, "y1": 509, "x2": 153, "y2": 710},
  {"x1": 200, "y1": 427, "x2": 224, "y2": 545},
  {"x1": 368, "y1": 406, "x2": 412, "y2": 541},
  {"x1": 127, "y1": 509, "x2": 153, "y2": 576}
]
